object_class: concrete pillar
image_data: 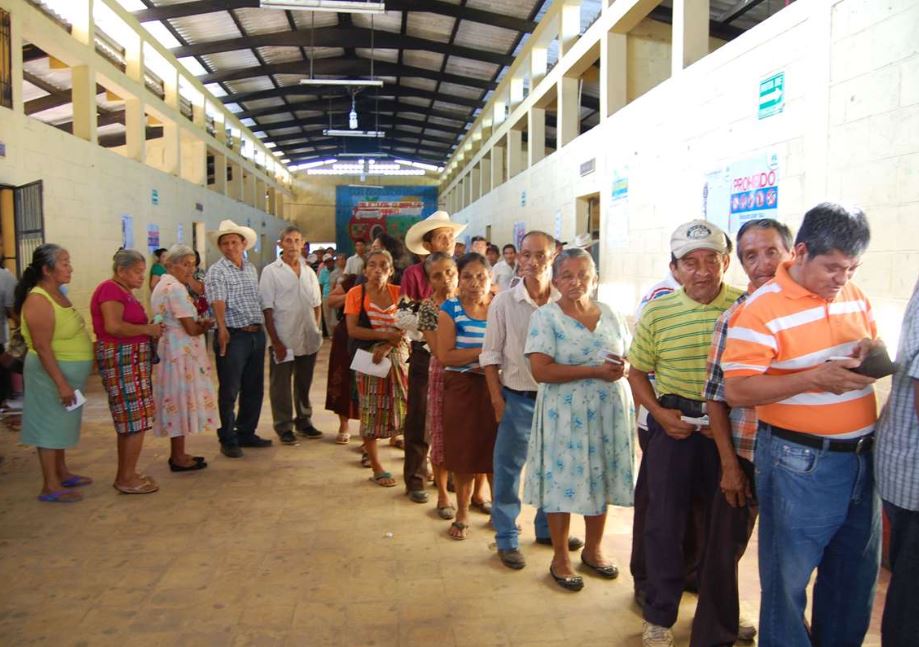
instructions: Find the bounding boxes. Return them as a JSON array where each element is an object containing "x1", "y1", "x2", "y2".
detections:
[
  {"x1": 510, "y1": 77, "x2": 525, "y2": 109},
  {"x1": 9, "y1": 9, "x2": 24, "y2": 114},
  {"x1": 245, "y1": 173, "x2": 257, "y2": 207},
  {"x1": 528, "y1": 107, "x2": 546, "y2": 166},
  {"x1": 213, "y1": 152, "x2": 227, "y2": 194},
  {"x1": 672, "y1": 0, "x2": 710, "y2": 75},
  {"x1": 71, "y1": 0, "x2": 94, "y2": 46},
  {"x1": 71, "y1": 66, "x2": 97, "y2": 144},
  {"x1": 507, "y1": 130, "x2": 524, "y2": 178},
  {"x1": 560, "y1": 0, "x2": 582, "y2": 56},
  {"x1": 215, "y1": 113, "x2": 227, "y2": 143},
  {"x1": 124, "y1": 33, "x2": 143, "y2": 83},
  {"x1": 600, "y1": 30, "x2": 627, "y2": 120},
  {"x1": 267, "y1": 187, "x2": 277, "y2": 215},
  {"x1": 493, "y1": 100, "x2": 507, "y2": 128},
  {"x1": 163, "y1": 67, "x2": 179, "y2": 111},
  {"x1": 124, "y1": 97, "x2": 145, "y2": 161},
  {"x1": 557, "y1": 76, "x2": 579, "y2": 147},
  {"x1": 255, "y1": 179, "x2": 267, "y2": 211},
  {"x1": 481, "y1": 157, "x2": 492, "y2": 195},
  {"x1": 491, "y1": 145, "x2": 505, "y2": 187},
  {"x1": 228, "y1": 161, "x2": 241, "y2": 201},
  {"x1": 531, "y1": 46, "x2": 548, "y2": 87},
  {"x1": 472, "y1": 166, "x2": 481, "y2": 202},
  {"x1": 162, "y1": 120, "x2": 179, "y2": 175}
]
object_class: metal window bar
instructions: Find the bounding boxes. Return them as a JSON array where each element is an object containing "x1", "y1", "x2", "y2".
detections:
[
  {"x1": 13, "y1": 181, "x2": 44, "y2": 277},
  {"x1": 0, "y1": 9, "x2": 10, "y2": 109}
]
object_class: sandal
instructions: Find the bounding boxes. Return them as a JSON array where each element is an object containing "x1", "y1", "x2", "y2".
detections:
[
  {"x1": 470, "y1": 499, "x2": 492, "y2": 515},
  {"x1": 389, "y1": 436, "x2": 405, "y2": 450},
  {"x1": 336, "y1": 432, "x2": 351, "y2": 445},
  {"x1": 448, "y1": 521, "x2": 468, "y2": 540},
  {"x1": 38, "y1": 490, "x2": 83, "y2": 503},
  {"x1": 437, "y1": 505, "x2": 456, "y2": 520},
  {"x1": 371, "y1": 471, "x2": 397, "y2": 487},
  {"x1": 360, "y1": 452, "x2": 371, "y2": 468},
  {"x1": 60, "y1": 474, "x2": 93, "y2": 488},
  {"x1": 113, "y1": 480, "x2": 159, "y2": 495}
]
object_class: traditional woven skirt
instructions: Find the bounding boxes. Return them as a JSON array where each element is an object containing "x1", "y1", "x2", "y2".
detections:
[
  {"x1": 325, "y1": 317, "x2": 359, "y2": 419},
  {"x1": 425, "y1": 355, "x2": 446, "y2": 467},
  {"x1": 442, "y1": 370, "x2": 498, "y2": 473},
  {"x1": 356, "y1": 343, "x2": 408, "y2": 440},
  {"x1": 95, "y1": 340, "x2": 155, "y2": 435},
  {"x1": 20, "y1": 353, "x2": 93, "y2": 449}
]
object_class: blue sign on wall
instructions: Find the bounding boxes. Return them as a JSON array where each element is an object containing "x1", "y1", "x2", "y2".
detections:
[{"x1": 335, "y1": 185, "x2": 439, "y2": 256}]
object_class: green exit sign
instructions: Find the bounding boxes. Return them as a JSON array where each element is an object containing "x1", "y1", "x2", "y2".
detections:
[{"x1": 758, "y1": 71, "x2": 785, "y2": 119}]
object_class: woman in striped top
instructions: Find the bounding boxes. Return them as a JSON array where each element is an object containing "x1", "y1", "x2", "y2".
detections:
[
  {"x1": 436, "y1": 253, "x2": 498, "y2": 540},
  {"x1": 344, "y1": 250, "x2": 408, "y2": 487}
]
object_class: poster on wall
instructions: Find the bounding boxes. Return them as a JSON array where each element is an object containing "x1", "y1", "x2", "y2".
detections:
[
  {"x1": 146, "y1": 224, "x2": 160, "y2": 251},
  {"x1": 704, "y1": 151, "x2": 780, "y2": 233},
  {"x1": 177, "y1": 223, "x2": 184, "y2": 243},
  {"x1": 554, "y1": 210, "x2": 562, "y2": 240},
  {"x1": 121, "y1": 215, "x2": 134, "y2": 250},
  {"x1": 335, "y1": 185, "x2": 439, "y2": 256},
  {"x1": 607, "y1": 167, "x2": 630, "y2": 248},
  {"x1": 513, "y1": 221, "x2": 527, "y2": 251}
]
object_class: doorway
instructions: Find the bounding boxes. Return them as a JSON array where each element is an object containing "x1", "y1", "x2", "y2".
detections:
[{"x1": 576, "y1": 192, "x2": 600, "y2": 270}]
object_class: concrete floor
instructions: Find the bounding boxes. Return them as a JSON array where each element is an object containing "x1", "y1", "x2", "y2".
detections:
[{"x1": 0, "y1": 342, "x2": 887, "y2": 646}]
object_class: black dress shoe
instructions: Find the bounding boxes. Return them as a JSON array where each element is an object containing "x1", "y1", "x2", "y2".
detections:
[
  {"x1": 192, "y1": 456, "x2": 206, "y2": 464},
  {"x1": 238, "y1": 434, "x2": 272, "y2": 448},
  {"x1": 168, "y1": 458, "x2": 208, "y2": 472},
  {"x1": 549, "y1": 566, "x2": 583, "y2": 592},
  {"x1": 220, "y1": 444, "x2": 244, "y2": 458},
  {"x1": 278, "y1": 431, "x2": 297, "y2": 445},
  {"x1": 535, "y1": 536, "x2": 585, "y2": 551},
  {"x1": 297, "y1": 426, "x2": 324, "y2": 439},
  {"x1": 580, "y1": 555, "x2": 619, "y2": 579}
]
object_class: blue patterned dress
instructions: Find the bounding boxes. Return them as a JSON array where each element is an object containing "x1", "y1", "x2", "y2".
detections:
[{"x1": 523, "y1": 301, "x2": 635, "y2": 515}]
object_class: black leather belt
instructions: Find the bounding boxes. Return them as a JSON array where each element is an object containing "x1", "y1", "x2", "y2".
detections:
[
  {"x1": 658, "y1": 393, "x2": 705, "y2": 418},
  {"x1": 228, "y1": 325, "x2": 262, "y2": 333},
  {"x1": 764, "y1": 422, "x2": 874, "y2": 454},
  {"x1": 504, "y1": 386, "x2": 537, "y2": 400}
]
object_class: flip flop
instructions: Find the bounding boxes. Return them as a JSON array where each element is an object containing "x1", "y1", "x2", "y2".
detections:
[
  {"x1": 38, "y1": 490, "x2": 83, "y2": 503},
  {"x1": 470, "y1": 499, "x2": 492, "y2": 515},
  {"x1": 113, "y1": 480, "x2": 159, "y2": 495},
  {"x1": 360, "y1": 452, "x2": 371, "y2": 468},
  {"x1": 60, "y1": 475, "x2": 93, "y2": 488},
  {"x1": 437, "y1": 505, "x2": 456, "y2": 520},
  {"x1": 336, "y1": 432, "x2": 351, "y2": 445},
  {"x1": 371, "y1": 471, "x2": 396, "y2": 487},
  {"x1": 448, "y1": 521, "x2": 468, "y2": 540}
]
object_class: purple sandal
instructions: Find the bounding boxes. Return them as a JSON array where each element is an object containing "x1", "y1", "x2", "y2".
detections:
[{"x1": 38, "y1": 490, "x2": 83, "y2": 503}]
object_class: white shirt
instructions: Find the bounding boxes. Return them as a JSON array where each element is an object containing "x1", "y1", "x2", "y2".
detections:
[
  {"x1": 259, "y1": 257, "x2": 323, "y2": 356},
  {"x1": 480, "y1": 280, "x2": 561, "y2": 391},
  {"x1": 344, "y1": 254, "x2": 365, "y2": 276},
  {"x1": 491, "y1": 259, "x2": 517, "y2": 291}
]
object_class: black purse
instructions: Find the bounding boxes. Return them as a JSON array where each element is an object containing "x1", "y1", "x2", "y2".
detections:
[{"x1": 347, "y1": 284, "x2": 376, "y2": 358}]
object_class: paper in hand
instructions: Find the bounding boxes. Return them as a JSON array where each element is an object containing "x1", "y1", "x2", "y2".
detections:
[
  {"x1": 350, "y1": 348, "x2": 391, "y2": 378},
  {"x1": 278, "y1": 348, "x2": 295, "y2": 363},
  {"x1": 65, "y1": 389, "x2": 87, "y2": 412}
]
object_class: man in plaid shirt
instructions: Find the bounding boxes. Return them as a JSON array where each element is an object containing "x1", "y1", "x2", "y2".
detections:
[{"x1": 689, "y1": 218, "x2": 793, "y2": 647}]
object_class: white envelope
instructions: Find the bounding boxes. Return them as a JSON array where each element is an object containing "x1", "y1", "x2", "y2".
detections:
[
  {"x1": 64, "y1": 389, "x2": 87, "y2": 412},
  {"x1": 350, "y1": 348, "x2": 391, "y2": 378},
  {"x1": 276, "y1": 348, "x2": 295, "y2": 363}
]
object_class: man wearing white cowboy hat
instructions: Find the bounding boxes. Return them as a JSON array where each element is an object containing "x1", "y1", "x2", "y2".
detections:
[
  {"x1": 400, "y1": 210, "x2": 466, "y2": 502},
  {"x1": 205, "y1": 219, "x2": 272, "y2": 458}
]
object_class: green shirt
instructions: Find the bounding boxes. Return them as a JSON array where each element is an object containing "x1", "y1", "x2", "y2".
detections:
[
  {"x1": 150, "y1": 263, "x2": 167, "y2": 277},
  {"x1": 629, "y1": 283, "x2": 744, "y2": 400}
]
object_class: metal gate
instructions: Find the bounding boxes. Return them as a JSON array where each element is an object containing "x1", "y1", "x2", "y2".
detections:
[{"x1": 13, "y1": 181, "x2": 44, "y2": 275}]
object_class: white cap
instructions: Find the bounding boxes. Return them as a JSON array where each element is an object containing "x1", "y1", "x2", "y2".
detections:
[{"x1": 670, "y1": 220, "x2": 728, "y2": 259}]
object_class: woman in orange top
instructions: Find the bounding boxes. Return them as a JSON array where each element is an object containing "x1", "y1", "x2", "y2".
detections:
[{"x1": 344, "y1": 250, "x2": 408, "y2": 487}]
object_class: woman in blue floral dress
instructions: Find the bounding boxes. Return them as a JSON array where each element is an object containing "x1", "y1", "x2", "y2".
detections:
[{"x1": 524, "y1": 248, "x2": 634, "y2": 591}]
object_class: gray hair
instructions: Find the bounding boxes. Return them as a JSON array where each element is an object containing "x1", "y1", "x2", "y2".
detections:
[
  {"x1": 164, "y1": 244, "x2": 196, "y2": 266},
  {"x1": 279, "y1": 225, "x2": 302, "y2": 238},
  {"x1": 552, "y1": 247, "x2": 596, "y2": 278},
  {"x1": 112, "y1": 249, "x2": 145, "y2": 273}
]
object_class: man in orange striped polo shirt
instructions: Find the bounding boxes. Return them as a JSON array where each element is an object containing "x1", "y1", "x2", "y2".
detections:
[{"x1": 722, "y1": 203, "x2": 881, "y2": 647}]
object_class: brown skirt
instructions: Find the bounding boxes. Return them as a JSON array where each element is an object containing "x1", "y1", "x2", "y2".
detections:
[
  {"x1": 442, "y1": 370, "x2": 498, "y2": 474},
  {"x1": 324, "y1": 317, "x2": 358, "y2": 419}
]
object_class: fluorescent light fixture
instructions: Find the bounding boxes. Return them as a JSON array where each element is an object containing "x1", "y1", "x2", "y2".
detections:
[
  {"x1": 265, "y1": 142, "x2": 277, "y2": 148},
  {"x1": 339, "y1": 152, "x2": 387, "y2": 158},
  {"x1": 323, "y1": 129, "x2": 386, "y2": 138},
  {"x1": 289, "y1": 158, "x2": 338, "y2": 171},
  {"x1": 261, "y1": 0, "x2": 385, "y2": 14},
  {"x1": 347, "y1": 184, "x2": 384, "y2": 189},
  {"x1": 307, "y1": 168, "x2": 425, "y2": 176},
  {"x1": 394, "y1": 159, "x2": 443, "y2": 173},
  {"x1": 299, "y1": 79, "x2": 384, "y2": 87}
]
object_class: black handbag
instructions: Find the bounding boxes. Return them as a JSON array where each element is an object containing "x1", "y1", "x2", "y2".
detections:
[{"x1": 347, "y1": 284, "x2": 376, "y2": 358}]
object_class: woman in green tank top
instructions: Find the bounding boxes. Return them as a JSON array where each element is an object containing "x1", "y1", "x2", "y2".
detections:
[{"x1": 16, "y1": 244, "x2": 93, "y2": 503}]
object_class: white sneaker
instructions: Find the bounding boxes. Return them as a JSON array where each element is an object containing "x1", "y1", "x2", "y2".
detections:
[
  {"x1": 737, "y1": 614, "x2": 757, "y2": 642},
  {"x1": 4, "y1": 396, "x2": 22, "y2": 411},
  {"x1": 642, "y1": 622, "x2": 674, "y2": 647}
]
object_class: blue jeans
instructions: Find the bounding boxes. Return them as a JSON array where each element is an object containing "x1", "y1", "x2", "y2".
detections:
[
  {"x1": 214, "y1": 329, "x2": 266, "y2": 447},
  {"x1": 492, "y1": 388, "x2": 549, "y2": 550},
  {"x1": 881, "y1": 501, "x2": 919, "y2": 647},
  {"x1": 755, "y1": 423, "x2": 880, "y2": 647}
]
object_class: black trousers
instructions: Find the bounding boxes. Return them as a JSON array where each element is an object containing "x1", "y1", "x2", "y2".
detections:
[
  {"x1": 690, "y1": 456, "x2": 757, "y2": 647},
  {"x1": 402, "y1": 342, "x2": 430, "y2": 492},
  {"x1": 630, "y1": 426, "x2": 707, "y2": 597},
  {"x1": 882, "y1": 501, "x2": 919, "y2": 647},
  {"x1": 643, "y1": 412, "x2": 720, "y2": 628},
  {"x1": 214, "y1": 329, "x2": 265, "y2": 447}
]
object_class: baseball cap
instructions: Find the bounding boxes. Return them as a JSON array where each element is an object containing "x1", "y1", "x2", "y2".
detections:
[
  {"x1": 670, "y1": 220, "x2": 728, "y2": 259},
  {"x1": 306, "y1": 253, "x2": 319, "y2": 263},
  {"x1": 322, "y1": 253, "x2": 333, "y2": 261}
]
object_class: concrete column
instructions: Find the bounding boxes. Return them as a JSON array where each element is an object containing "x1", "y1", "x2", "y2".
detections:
[
  {"x1": 557, "y1": 76, "x2": 579, "y2": 147},
  {"x1": 472, "y1": 165, "x2": 481, "y2": 202},
  {"x1": 228, "y1": 162, "x2": 241, "y2": 201},
  {"x1": 493, "y1": 100, "x2": 507, "y2": 128},
  {"x1": 71, "y1": 0, "x2": 94, "y2": 46},
  {"x1": 71, "y1": 65, "x2": 97, "y2": 144},
  {"x1": 672, "y1": 0, "x2": 710, "y2": 75},
  {"x1": 163, "y1": 67, "x2": 179, "y2": 111},
  {"x1": 213, "y1": 152, "x2": 228, "y2": 194},
  {"x1": 267, "y1": 187, "x2": 277, "y2": 215},
  {"x1": 491, "y1": 145, "x2": 505, "y2": 187},
  {"x1": 481, "y1": 156, "x2": 492, "y2": 195},
  {"x1": 124, "y1": 97, "x2": 145, "y2": 161},
  {"x1": 245, "y1": 173, "x2": 257, "y2": 207},
  {"x1": 125, "y1": 34, "x2": 143, "y2": 83},
  {"x1": 531, "y1": 46, "x2": 548, "y2": 87},
  {"x1": 9, "y1": 9, "x2": 24, "y2": 114},
  {"x1": 215, "y1": 113, "x2": 227, "y2": 143},
  {"x1": 255, "y1": 180, "x2": 267, "y2": 211},
  {"x1": 507, "y1": 130, "x2": 524, "y2": 178},
  {"x1": 528, "y1": 107, "x2": 546, "y2": 166},
  {"x1": 600, "y1": 30, "x2": 627, "y2": 120},
  {"x1": 510, "y1": 77, "x2": 525, "y2": 109},
  {"x1": 162, "y1": 121, "x2": 180, "y2": 175},
  {"x1": 560, "y1": 0, "x2": 582, "y2": 56}
]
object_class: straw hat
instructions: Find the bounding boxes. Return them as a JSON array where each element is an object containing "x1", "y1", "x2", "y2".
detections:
[
  {"x1": 207, "y1": 219, "x2": 257, "y2": 250},
  {"x1": 570, "y1": 233, "x2": 599, "y2": 249},
  {"x1": 404, "y1": 211, "x2": 467, "y2": 255}
]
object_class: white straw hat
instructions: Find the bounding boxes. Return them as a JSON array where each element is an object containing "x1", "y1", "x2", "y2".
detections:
[
  {"x1": 404, "y1": 211, "x2": 468, "y2": 255},
  {"x1": 207, "y1": 219, "x2": 257, "y2": 251}
]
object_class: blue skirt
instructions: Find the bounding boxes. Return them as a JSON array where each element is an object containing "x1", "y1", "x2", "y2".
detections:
[{"x1": 20, "y1": 352, "x2": 93, "y2": 449}]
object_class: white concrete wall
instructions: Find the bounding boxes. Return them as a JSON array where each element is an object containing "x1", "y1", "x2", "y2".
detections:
[
  {"x1": 0, "y1": 107, "x2": 291, "y2": 320},
  {"x1": 452, "y1": 0, "x2": 919, "y2": 349}
]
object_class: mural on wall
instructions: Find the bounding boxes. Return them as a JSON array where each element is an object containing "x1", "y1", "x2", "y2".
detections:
[{"x1": 335, "y1": 186, "x2": 439, "y2": 255}]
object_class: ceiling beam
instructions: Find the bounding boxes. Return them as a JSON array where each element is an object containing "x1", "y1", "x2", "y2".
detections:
[
  {"x1": 716, "y1": 0, "x2": 768, "y2": 23},
  {"x1": 648, "y1": 6, "x2": 745, "y2": 41},
  {"x1": 268, "y1": 126, "x2": 458, "y2": 147},
  {"x1": 171, "y1": 27, "x2": 513, "y2": 66},
  {"x1": 241, "y1": 97, "x2": 470, "y2": 124}
]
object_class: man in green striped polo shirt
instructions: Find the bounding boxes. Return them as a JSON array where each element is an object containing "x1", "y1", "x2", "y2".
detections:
[{"x1": 628, "y1": 220, "x2": 743, "y2": 647}]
